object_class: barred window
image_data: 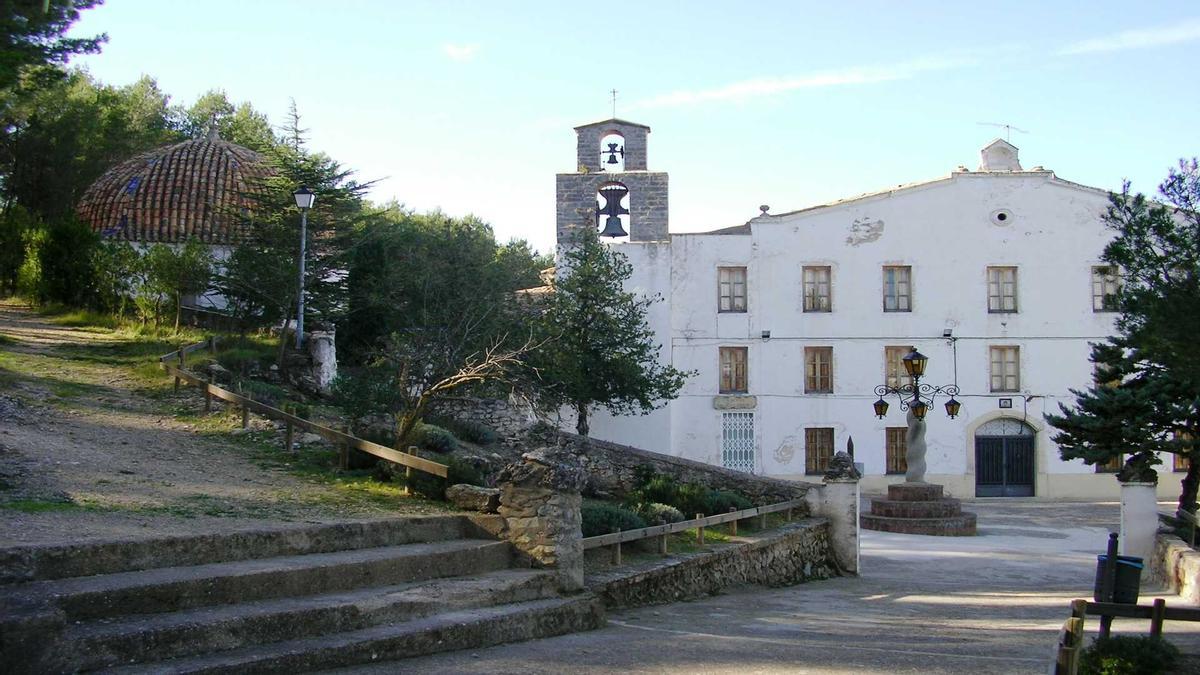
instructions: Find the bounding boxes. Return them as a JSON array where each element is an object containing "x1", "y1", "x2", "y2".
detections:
[
  {"x1": 885, "y1": 346, "x2": 914, "y2": 390},
  {"x1": 803, "y1": 266, "x2": 832, "y2": 312},
  {"x1": 987, "y1": 266, "x2": 1018, "y2": 313},
  {"x1": 1096, "y1": 454, "x2": 1123, "y2": 474},
  {"x1": 718, "y1": 266, "x2": 747, "y2": 313},
  {"x1": 886, "y1": 427, "x2": 907, "y2": 475},
  {"x1": 805, "y1": 428, "x2": 834, "y2": 475},
  {"x1": 719, "y1": 347, "x2": 748, "y2": 394},
  {"x1": 1092, "y1": 266, "x2": 1119, "y2": 312},
  {"x1": 721, "y1": 412, "x2": 755, "y2": 473},
  {"x1": 805, "y1": 347, "x2": 833, "y2": 393},
  {"x1": 883, "y1": 265, "x2": 912, "y2": 312},
  {"x1": 989, "y1": 346, "x2": 1020, "y2": 392}
]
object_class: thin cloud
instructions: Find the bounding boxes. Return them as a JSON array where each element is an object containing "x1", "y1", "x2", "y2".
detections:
[
  {"x1": 630, "y1": 56, "x2": 972, "y2": 109},
  {"x1": 1059, "y1": 18, "x2": 1200, "y2": 55},
  {"x1": 442, "y1": 43, "x2": 480, "y2": 62}
]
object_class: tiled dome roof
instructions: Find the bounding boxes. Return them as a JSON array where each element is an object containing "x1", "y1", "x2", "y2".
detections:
[{"x1": 76, "y1": 132, "x2": 273, "y2": 245}]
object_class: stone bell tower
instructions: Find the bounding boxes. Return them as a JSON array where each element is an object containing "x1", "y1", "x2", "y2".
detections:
[{"x1": 556, "y1": 118, "x2": 668, "y2": 246}]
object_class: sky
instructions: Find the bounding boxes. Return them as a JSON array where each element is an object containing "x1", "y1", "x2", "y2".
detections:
[{"x1": 67, "y1": 1, "x2": 1200, "y2": 254}]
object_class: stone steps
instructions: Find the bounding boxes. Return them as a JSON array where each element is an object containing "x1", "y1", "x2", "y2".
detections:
[
  {"x1": 868, "y1": 498, "x2": 963, "y2": 519},
  {"x1": 0, "y1": 517, "x2": 605, "y2": 673},
  {"x1": 104, "y1": 596, "x2": 604, "y2": 675},
  {"x1": 861, "y1": 482, "x2": 977, "y2": 536},
  {"x1": 859, "y1": 513, "x2": 978, "y2": 536},
  {"x1": 61, "y1": 569, "x2": 560, "y2": 672}
]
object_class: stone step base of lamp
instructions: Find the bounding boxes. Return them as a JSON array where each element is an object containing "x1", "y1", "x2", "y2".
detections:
[
  {"x1": 861, "y1": 482, "x2": 977, "y2": 536},
  {"x1": 860, "y1": 512, "x2": 978, "y2": 536}
]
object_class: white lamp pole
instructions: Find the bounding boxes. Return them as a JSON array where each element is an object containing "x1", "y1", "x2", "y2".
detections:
[{"x1": 292, "y1": 186, "x2": 315, "y2": 349}]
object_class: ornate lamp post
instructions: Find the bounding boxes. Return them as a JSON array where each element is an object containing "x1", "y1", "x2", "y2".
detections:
[
  {"x1": 292, "y1": 186, "x2": 315, "y2": 349},
  {"x1": 872, "y1": 348, "x2": 960, "y2": 482}
]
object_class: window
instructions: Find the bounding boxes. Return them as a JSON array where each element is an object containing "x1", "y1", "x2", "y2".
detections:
[
  {"x1": 803, "y1": 266, "x2": 831, "y2": 312},
  {"x1": 989, "y1": 346, "x2": 1020, "y2": 392},
  {"x1": 882, "y1": 265, "x2": 912, "y2": 312},
  {"x1": 1092, "y1": 266, "x2": 1119, "y2": 312},
  {"x1": 805, "y1": 347, "x2": 833, "y2": 393},
  {"x1": 718, "y1": 267, "x2": 747, "y2": 313},
  {"x1": 987, "y1": 266, "x2": 1018, "y2": 312},
  {"x1": 1176, "y1": 454, "x2": 1192, "y2": 472},
  {"x1": 805, "y1": 428, "x2": 834, "y2": 475},
  {"x1": 1096, "y1": 454, "x2": 1123, "y2": 473},
  {"x1": 719, "y1": 347, "x2": 748, "y2": 394},
  {"x1": 1174, "y1": 432, "x2": 1193, "y2": 472},
  {"x1": 885, "y1": 346, "x2": 915, "y2": 390},
  {"x1": 886, "y1": 427, "x2": 907, "y2": 475},
  {"x1": 721, "y1": 412, "x2": 755, "y2": 473}
]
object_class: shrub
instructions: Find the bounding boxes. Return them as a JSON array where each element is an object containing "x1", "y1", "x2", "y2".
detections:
[
  {"x1": 240, "y1": 380, "x2": 288, "y2": 407},
  {"x1": 636, "y1": 502, "x2": 685, "y2": 526},
  {"x1": 217, "y1": 347, "x2": 270, "y2": 375},
  {"x1": 426, "y1": 415, "x2": 499, "y2": 445},
  {"x1": 706, "y1": 490, "x2": 753, "y2": 515},
  {"x1": 634, "y1": 474, "x2": 680, "y2": 507},
  {"x1": 1078, "y1": 636, "x2": 1180, "y2": 675},
  {"x1": 673, "y1": 483, "x2": 713, "y2": 518},
  {"x1": 282, "y1": 401, "x2": 311, "y2": 421},
  {"x1": 401, "y1": 455, "x2": 484, "y2": 500},
  {"x1": 406, "y1": 422, "x2": 459, "y2": 454},
  {"x1": 581, "y1": 500, "x2": 646, "y2": 537}
]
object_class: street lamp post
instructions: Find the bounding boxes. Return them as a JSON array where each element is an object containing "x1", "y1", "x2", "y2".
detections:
[
  {"x1": 871, "y1": 348, "x2": 960, "y2": 483},
  {"x1": 292, "y1": 186, "x2": 315, "y2": 350}
]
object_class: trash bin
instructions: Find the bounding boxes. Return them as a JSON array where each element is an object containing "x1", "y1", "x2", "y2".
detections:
[{"x1": 1093, "y1": 554, "x2": 1143, "y2": 604}]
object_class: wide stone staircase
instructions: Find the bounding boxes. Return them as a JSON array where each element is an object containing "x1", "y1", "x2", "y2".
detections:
[{"x1": 0, "y1": 516, "x2": 603, "y2": 673}]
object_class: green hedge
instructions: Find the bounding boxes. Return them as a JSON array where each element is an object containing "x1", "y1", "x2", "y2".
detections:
[
  {"x1": 582, "y1": 500, "x2": 646, "y2": 537},
  {"x1": 1079, "y1": 636, "x2": 1180, "y2": 675}
]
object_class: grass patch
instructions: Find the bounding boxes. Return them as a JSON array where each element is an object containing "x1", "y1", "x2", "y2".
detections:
[
  {"x1": 0, "y1": 333, "x2": 15, "y2": 345},
  {"x1": 0, "y1": 498, "x2": 101, "y2": 513}
]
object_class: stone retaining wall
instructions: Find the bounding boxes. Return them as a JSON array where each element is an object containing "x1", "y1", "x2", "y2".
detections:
[
  {"x1": 1150, "y1": 530, "x2": 1200, "y2": 605},
  {"x1": 429, "y1": 396, "x2": 546, "y2": 438},
  {"x1": 586, "y1": 519, "x2": 836, "y2": 609},
  {"x1": 545, "y1": 429, "x2": 817, "y2": 508}
]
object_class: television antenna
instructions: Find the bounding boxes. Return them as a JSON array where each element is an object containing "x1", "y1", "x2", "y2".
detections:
[{"x1": 977, "y1": 122, "x2": 1029, "y2": 143}]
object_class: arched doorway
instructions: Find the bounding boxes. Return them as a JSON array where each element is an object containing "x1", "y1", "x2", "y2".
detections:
[{"x1": 975, "y1": 418, "x2": 1035, "y2": 497}]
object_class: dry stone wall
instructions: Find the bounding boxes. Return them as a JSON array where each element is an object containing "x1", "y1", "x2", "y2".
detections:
[
  {"x1": 429, "y1": 396, "x2": 545, "y2": 439},
  {"x1": 588, "y1": 519, "x2": 835, "y2": 609}
]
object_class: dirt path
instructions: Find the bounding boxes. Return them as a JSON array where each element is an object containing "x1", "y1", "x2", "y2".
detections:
[{"x1": 0, "y1": 301, "x2": 449, "y2": 546}]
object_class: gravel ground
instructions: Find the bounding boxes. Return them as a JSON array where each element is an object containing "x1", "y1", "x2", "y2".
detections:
[{"x1": 0, "y1": 302, "x2": 451, "y2": 546}]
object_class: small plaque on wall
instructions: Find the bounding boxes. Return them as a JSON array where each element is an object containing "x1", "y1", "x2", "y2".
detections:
[
  {"x1": 713, "y1": 395, "x2": 757, "y2": 410},
  {"x1": 998, "y1": 398, "x2": 1013, "y2": 409}
]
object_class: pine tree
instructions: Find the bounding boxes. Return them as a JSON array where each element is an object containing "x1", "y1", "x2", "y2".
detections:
[{"x1": 535, "y1": 228, "x2": 692, "y2": 436}]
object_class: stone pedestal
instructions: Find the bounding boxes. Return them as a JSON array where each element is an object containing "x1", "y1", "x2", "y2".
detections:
[
  {"x1": 1119, "y1": 481, "x2": 1157, "y2": 563},
  {"x1": 811, "y1": 451, "x2": 862, "y2": 574},
  {"x1": 496, "y1": 448, "x2": 588, "y2": 592},
  {"x1": 860, "y1": 483, "x2": 977, "y2": 536}
]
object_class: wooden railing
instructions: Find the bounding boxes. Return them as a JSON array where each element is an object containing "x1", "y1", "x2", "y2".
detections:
[
  {"x1": 1053, "y1": 598, "x2": 1200, "y2": 675},
  {"x1": 159, "y1": 338, "x2": 448, "y2": 479},
  {"x1": 582, "y1": 497, "x2": 808, "y2": 564}
]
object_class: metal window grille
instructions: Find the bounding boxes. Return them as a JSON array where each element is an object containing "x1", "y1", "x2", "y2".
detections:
[
  {"x1": 886, "y1": 427, "x2": 907, "y2": 474},
  {"x1": 987, "y1": 266, "x2": 1018, "y2": 312},
  {"x1": 805, "y1": 347, "x2": 833, "y2": 393},
  {"x1": 718, "y1": 267, "x2": 747, "y2": 313},
  {"x1": 1092, "y1": 266, "x2": 1119, "y2": 312},
  {"x1": 883, "y1": 266, "x2": 911, "y2": 312},
  {"x1": 722, "y1": 412, "x2": 756, "y2": 473},
  {"x1": 803, "y1": 266, "x2": 831, "y2": 312},
  {"x1": 884, "y1": 346, "x2": 914, "y2": 389},
  {"x1": 989, "y1": 346, "x2": 1020, "y2": 392},
  {"x1": 719, "y1": 347, "x2": 748, "y2": 394},
  {"x1": 805, "y1": 428, "x2": 834, "y2": 475}
]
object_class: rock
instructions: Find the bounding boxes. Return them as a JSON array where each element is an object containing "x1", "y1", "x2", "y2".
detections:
[
  {"x1": 445, "y1": 484, "x2": 501, "y2": 513},
  {"x1": 205, "y1": 363, "x2": 231, "y2": 381},
  {"x1": 824, "y1": 451, "x2": 862, "y2": 481},
  {"x1": 297, "y1": 432, "x2": 323, "y2": 445}
]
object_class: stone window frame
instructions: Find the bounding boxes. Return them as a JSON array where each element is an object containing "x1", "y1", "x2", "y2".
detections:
[
  {"x1": 882, "y1": 265, "x2": 912, "y2": 312},
  {"x1": 805, "y1": 427, "x2": 834, "y2": 475},
  {"x1": 989, "y1": 345, "x2": 1020, "y2": 393},
  {"x1": 719, "y1": 346, "x2": 749, "y2": 394},
  {"x1": 885, "y1": 427, "x2": 907, "y2": 475},
  {"x1": 804, "y1": 346, "x2": 833, "y2": 394},
  {"x1": 884, "y1": 345, "x2": 915, "y2": 390},
  {"x1": 717, "y1": 266, "x2": 748, "y2": 313},
  {"x1": 802, "y1": 265, "x2": 832, "y2": 313},
  {"x1": 1092, "y1": 265, "x2": 1120, "y2": 312},
  {"x1": 987, "y1": 266, "x2": 1018, "y2": 313}
]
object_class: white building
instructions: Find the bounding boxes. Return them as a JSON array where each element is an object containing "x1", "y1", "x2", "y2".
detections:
[{"x1": 556, "y1": 118, "x2": 1189, "y2": 500}]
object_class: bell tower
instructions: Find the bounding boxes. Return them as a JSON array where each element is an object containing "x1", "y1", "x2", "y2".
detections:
[{"x1": 556, "y1": 118, "x2": 669, "y2": 246}]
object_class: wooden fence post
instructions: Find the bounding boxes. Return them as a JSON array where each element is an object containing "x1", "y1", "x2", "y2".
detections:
[
  {"x1": 786, "y1": 506, "x2": 793, "y2": 522},
  {"x1": 729, "y1": 507, "x2": 738, "y2": 536},
  {"x1": 696, "y1": 513, "x2": 705, "y2": 546},
  {"x1": 1150, "y1": 598, "x2": 1166, "y2": 638},
  {"x1": 241, "y1": 405, "x2": 250, "y2": 429},
  {"x1": 203, "y1": 381, "x2": 212, "y2": 413},
  {"x1": 611, "y1": 528, "x2": 622, "y2": 565},
  {"x1": 759, "y1": 513, "x2": 767, "y2": 530},
  {"x1": 285, "y1": 422, "x2": 295, "y2": 455},
  {"x1": 658, "y1": 534, "x2": 668, "y2": 555},
  {"x1": 402, "y1": 446, "x2": 417, "y2": 496}
]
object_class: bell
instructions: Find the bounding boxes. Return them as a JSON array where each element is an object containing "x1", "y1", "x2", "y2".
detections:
[
  {"x1": 604, "y1": 142, "x2": 623, "y2": 165},
  {"x1": 599, "y1": 216, "x2": 628, "y2": 238}
]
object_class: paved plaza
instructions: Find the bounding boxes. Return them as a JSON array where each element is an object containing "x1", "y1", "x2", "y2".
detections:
[{"x1": 345, "y1": 500, "x2": 1200, "y2": 674}]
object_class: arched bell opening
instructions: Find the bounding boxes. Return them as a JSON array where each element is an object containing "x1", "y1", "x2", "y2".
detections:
[
  {"x1": 596, "y1": 181, "x2": 630, "y2": 239},
  {"x1": 600, "y1": 131, "x2": 625, "y2": 172}
]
